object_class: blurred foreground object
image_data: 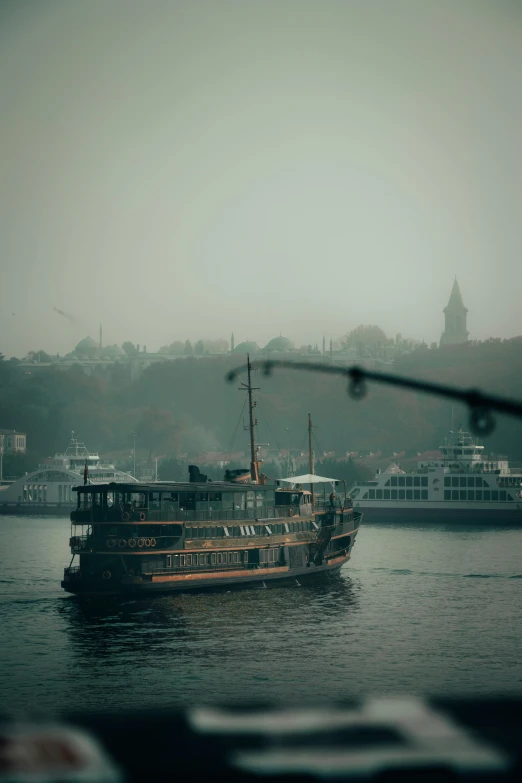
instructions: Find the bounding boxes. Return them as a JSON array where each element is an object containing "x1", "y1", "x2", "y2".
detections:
[
  {"x1": 0, "y1": 724, "x2": 122, "y2": 782},
  {"x1": 9, "y1": 696, "x2": 514, "y2": 782},
  {"x1": 191, "y1": 697, "x2": 510, "y2": 779},
  {"x1": 227, "y1": 361, "x2": 522, "y2": 437}
]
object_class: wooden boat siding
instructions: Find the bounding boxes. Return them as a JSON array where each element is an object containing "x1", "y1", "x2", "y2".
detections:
[
  {"x1": 147, "y1": 554, "x2": 351, "y2": 585},
  {"x1": 150, "y1": 565, "x2": 291, "y2": 584},
  {"x1": 73, "y1": 525, "x2": 358, "y2": 556}
]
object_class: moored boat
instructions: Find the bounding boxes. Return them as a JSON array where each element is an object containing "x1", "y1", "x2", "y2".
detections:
[
  {"x1": 0, "y1": 433, "x2": 137, "y2": 516},
  {"x1": 348, "y1": 428, "x2": 522, "y2": 523}
]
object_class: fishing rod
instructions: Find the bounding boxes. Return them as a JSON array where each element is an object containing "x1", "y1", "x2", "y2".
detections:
[{"x1": 226, "y1": 360, "x2": 522, "y2": 437}]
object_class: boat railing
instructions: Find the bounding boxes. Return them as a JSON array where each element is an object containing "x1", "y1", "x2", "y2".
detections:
[
  {"x1": 72, "y1": 505, "x2": 303, "y2": 523},
  {"x1": 314, "y1": 500, "x2": 353, "y2": 512},
  {"x1": 69, "y1": 523, "x2": 321, "y2": 551}
]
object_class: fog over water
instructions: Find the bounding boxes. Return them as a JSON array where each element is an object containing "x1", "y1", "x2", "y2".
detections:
[{"x1": 1, "y1": 0, "x2": 522, "y2": 357}]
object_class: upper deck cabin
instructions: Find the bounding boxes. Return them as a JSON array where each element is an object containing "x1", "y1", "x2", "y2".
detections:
[{"x1": 72, "y1": 480, "x2": 313, "y2": 524}]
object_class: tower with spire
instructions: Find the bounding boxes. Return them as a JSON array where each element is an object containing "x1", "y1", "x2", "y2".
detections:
[{"x1": 440, "y1": 278, "x2": 468, "y2": 346}]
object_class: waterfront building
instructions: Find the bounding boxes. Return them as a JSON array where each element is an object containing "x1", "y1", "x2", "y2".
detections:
[{"x1": 0, "y1": 429, "x2": 26, "y2": 454}]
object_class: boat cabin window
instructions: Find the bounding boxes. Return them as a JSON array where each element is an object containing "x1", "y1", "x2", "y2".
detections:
[
  {"x1": 222, "y1": 492, "x2": 246, "y2": 510},
  {"x1": 129, "y1": 492, "x2": 147, "y2": 508},
  {"x1": 277, "y1": 491, "x2": 301, "y2": 506},
  {"x1": 179, "y1": 492, "x2": 196, "y2": 511},
  {"x1": 149, "y1": 492, "x2": 162, "y2": 510}
]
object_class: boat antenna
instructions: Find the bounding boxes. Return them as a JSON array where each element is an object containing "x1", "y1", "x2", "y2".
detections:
[
  {"x1": 239, "y1": 354, "x2": 259, "y2": 483},
  {"x1": 308, "y1": 412, "x2": 315, "y2": 506}
]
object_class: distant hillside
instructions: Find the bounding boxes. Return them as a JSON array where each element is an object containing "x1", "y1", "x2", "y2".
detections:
[{"x1": 1, "y1": 339, "x2": 521, "y2": 465}]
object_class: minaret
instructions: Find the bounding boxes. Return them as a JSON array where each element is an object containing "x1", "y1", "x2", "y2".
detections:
[
  {"x1": 440, "y1": 278, "x2": 469, "y2": 346},
  {"x1": 230, "y1": 332, "x2": 235, "y2": 352}
]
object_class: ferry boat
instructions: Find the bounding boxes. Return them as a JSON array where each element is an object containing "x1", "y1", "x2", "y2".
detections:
[
  {"x1": 0, "y1": 433, "x2": 137, "y2": 516},
  {"x1": 62, "y1": 358, "x2": 362, "y2": 595},
  {"x1": 348, "y1": 429, "x2": 522, "y2": 523}
]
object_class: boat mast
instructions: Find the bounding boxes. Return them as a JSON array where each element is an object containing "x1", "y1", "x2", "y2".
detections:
[
  {"x1": 243, "y1": 355, "x2": 259, "y2": 483},
  {"x1": 308, "y1": 412, "x2": 315, "y2": 506}
]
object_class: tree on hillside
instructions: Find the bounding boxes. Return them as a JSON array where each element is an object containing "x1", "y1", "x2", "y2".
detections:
[
  {"x1": 342, "y1": 325, "x2": 390, "y2": 349},
  {"x1": 159, "y1": 341, "x2": 185, "y2": 355},
  {"x1": 194, "y1": 340, "x2": 205, "y2": 355},
  {"x1": 202, "y1": 339, "x2": 228, "y2": 354},
  {"x1": 135, "y1": 407, "x2": 184, "y2": 455},
  {"x1": 0, "y1": 354, "x2": 13, "y2": 385},
  {"x1": 158, "y1": 457, "x2": 187, "y2": 481},
  {"x1": 1, "y1": 451, "x2": 39, "y2": 477},
  {"x1": 27, "y1": 350, "x2": 53, "y2": 363},
  {"x1": 122, "y1": 341, "x2": 138, "y2": 357},
  {"x1": 314, "y1": 457, "x2": 373, "y2": 487},
  {"x1": 184, "y1": 340, "x2": 193, "y2": 356}
]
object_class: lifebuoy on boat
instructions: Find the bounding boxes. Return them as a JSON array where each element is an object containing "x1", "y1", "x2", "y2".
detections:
[
  {"x1": 121, "y1": 511, "x2": 130, "y2": 522},
  {"x1": 128, "y1": 538, "x2": 137, "y2": 548},
  {"x1": 107, "y1": 538, "x2": 116, "y2": 548},
  {"x1": 102, "y1": 570, "x2": 111, "y2": 580},
  {"x1": 118, "y1": 539, "x2": 126, "y2": 548},
  {"x1": 144, "y1": 538, "x2": 151, "y2": 547},
  {"x1": 150, "y1": 538, "x2": 156, "y2": 547},
  {"x1": 138, "y1": 538, "x2": 145, "y2": 548},
  {"x1": 139, "y1": 512, "x2": 146, "y2": 521}
]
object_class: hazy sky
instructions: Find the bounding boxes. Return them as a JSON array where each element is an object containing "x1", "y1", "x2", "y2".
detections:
[{"x1": 1, "y1": 0, "x2": 522, "y2": 357}]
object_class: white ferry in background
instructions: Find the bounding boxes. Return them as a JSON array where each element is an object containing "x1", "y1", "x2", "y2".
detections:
[
  {"x1": 0, "y1": 433, "x2": 137, "y2": 516},
  {"x1": 348, "y1": 429, "x2": 522, "y2": 524}
]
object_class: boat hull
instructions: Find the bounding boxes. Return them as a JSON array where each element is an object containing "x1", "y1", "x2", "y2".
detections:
[
  {"x1": 354, "y1": 505, "x2": 522, "y2": 524},
  {"x1": 61, "y1": 555, "x2": 350, "y2": 596}
]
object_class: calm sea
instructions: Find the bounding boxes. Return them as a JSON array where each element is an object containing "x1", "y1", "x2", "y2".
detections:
[{"x1": 0, "y1": 516, "x2": 520, "y2": 716}]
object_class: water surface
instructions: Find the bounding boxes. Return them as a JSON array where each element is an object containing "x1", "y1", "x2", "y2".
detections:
[{"x1": 0, "y1": 516, "x2": 520, "y2": 715}]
